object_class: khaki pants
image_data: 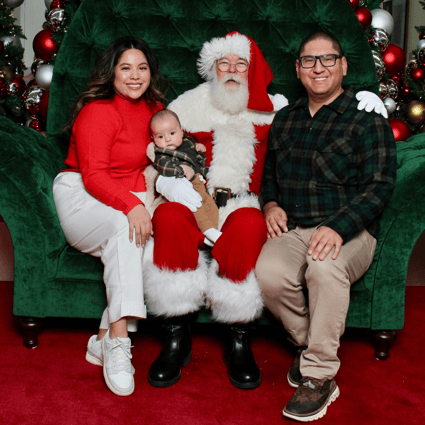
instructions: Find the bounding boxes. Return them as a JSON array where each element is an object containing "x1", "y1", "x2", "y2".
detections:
[{"x1": 255, "y1": 226, "x2": 376, "y2": 379}]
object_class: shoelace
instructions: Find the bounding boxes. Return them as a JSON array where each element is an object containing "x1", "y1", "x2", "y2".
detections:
[{"x1": 110, "y1": 340, "x2": 133, "y2": 373}]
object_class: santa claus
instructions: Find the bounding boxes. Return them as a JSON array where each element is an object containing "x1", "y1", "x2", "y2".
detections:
[{"x1": 143, "y1": 31, "x2": 386, "y2": 390}]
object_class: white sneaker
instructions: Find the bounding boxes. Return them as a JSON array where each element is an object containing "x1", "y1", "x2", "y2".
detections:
[
  {"x1": 86, "y1": 335, "x2": 103, "y2": 366},
  {"x1": 102, "y1": 330, "x2": 135, "y2": 396}
]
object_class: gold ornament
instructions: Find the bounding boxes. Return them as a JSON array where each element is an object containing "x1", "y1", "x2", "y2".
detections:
[{"x1": 405, "y1": 100, "x2": 425, "y2": 125}]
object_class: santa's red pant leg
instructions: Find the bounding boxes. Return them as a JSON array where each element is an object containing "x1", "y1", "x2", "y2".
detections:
[{"x1": 143, "y1": 203, "x2": 266, "y2": 322}]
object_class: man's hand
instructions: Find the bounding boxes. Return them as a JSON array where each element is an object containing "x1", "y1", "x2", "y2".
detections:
[
  {"x1": 181, "y1": 164, "x2": 195, "y2": 180},
  {"x1": 127, "y1": 204, "x2": 153, "y2": 248},
  {"x1": 263, "y1": 201, "x2": 288, "y2": 238},
  {"x1": 308, "y1": 226, "x2": 343, "y2": 261}
]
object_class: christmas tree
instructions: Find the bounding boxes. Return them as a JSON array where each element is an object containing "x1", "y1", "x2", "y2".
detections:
[{"x1": 0, "y1": 0, "x2": 26, "y2": 122}]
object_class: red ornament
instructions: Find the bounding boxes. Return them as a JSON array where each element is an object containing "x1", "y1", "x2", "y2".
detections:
[
  {"x1": 382, "y1": 44, "x2": 406, "y2": 77},
  {"x1": 388, "y1": 118, "x2": 412, "y2": 142},
  {"x1": 355, "y1": 7, "x2": 372, "y2": 30},
  {"x1": 410, "y1": 67, "x2": 425, "y2": 82},
  {"x1": 420, "y1": 33, "x2": 425, "y2": 40},
  {"x1": 33, "y1": 29, "x2": 59, "y2": 61},
  {"x1": 348, "y1": 0, "x2": 359, "y2": 10},
  {"x1": 29, "y1": 118, "x2": 42, "y2": 132},
  {"x1": 0, "y1": 77, "x2": 9, "y2": 99},
  {"x1": 50, "y1": 0, "x2": 64, "y2": 9},
  {"x1": 9, "y1": 76, "x2": 26, "y2": 96},
  {"x1": 0, "y1": 40, "x2": 4, "y2": 55},
  {"x1": 38, "y1": 90, "x2": 50, "y2": 122}
]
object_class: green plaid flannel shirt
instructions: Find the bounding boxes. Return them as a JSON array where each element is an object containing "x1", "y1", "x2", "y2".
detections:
[
  {"x1": 259, "y1": 87, "x2": 397, "y2": 243},
  {"x1": 153, "y1": 134, "x2": 208, "y2": 180}
]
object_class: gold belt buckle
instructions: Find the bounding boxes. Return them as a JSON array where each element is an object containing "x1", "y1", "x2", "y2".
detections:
[{"x1": 213, "y1": 187, "x2": 232, "y2": 201}]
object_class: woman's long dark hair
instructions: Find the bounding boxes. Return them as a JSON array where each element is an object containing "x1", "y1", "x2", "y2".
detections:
[{"x1": 64, "y1": 37, "x2": 168, "y2": 130}]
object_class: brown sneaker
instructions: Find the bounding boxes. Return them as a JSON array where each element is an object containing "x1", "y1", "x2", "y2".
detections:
[
  {"x1": 287, "y1": 348, "x2": 305, "y2": 388},
  {"x1": 283, "y1": 377, "x2": 340, "y2": 422}
]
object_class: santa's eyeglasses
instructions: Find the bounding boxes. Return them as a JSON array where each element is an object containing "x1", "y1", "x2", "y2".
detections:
[
  {"x1": 298, "y1": 54, "x2": 341, "y2": 68},
  {"x1": 217, "y1": 60, "x2": 248, "y2": 73}
]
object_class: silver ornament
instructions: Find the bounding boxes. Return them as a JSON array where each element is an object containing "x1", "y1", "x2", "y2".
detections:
[
  {"x1": 3, "y1": 0, "x2": 25, "y2": 9},
  {"x1": 384, "y1": 97, "x2": 396, "y2": 114},
  {"x1": 44, "y1": 0, "x2": 53, "y2": 9},
  {"x1": 419, "y1": 49, "x2": 425, "y2": 66},
  {"x1": 31, "y1": 59, "x2": 48, "y2": 76},
  {"x1": 23, "y1": 85, "x2": 44, "y2": 109},
  {"x1": 405, "y1": 60, "x2": 420, "y2": 80},
  {"x1": 417, "y1": 39, "x2": 425, "y2": 52},
  {"x1": 35, "y1": 63, "x2": 54, "y2": 89},
  {"x1": 387, "y1": 79, "x2": 398, "y2": 100},
  {"x1": 0, "y1": 34, "x2": 22, "y2": 49},
  {"x1": 372, "y1": 51, "x2": 386, "y2": 81},
  {"x1": 370, "y1": 9, "x2": 394, "y2": 36},
  {"x1": 372, "y1": 29, "x2": 390, "y2": 52},
  {"x1": 47, "y1": 8, "x2": 65, "y2": 30},
  {"x1": 379, "y1": 82, "x2": 388, "y2": 99},
  {"x1": 25, "y1": 117, "x2": 35, "y2": 127}
]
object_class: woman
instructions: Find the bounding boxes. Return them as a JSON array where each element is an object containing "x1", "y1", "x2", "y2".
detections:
[{"x1": 52, "y1": 37, "x2": 166, "y2": 396}]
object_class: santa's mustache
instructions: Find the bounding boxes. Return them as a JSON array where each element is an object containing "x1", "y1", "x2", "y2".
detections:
[{"x1": 221, "y1": 73, "x2": 246, "y2": 85}]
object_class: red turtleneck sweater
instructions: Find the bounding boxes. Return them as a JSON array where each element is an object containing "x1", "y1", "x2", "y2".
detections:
[{"x1": 64, "y1": 94, "x2": 162, "y2": 215}]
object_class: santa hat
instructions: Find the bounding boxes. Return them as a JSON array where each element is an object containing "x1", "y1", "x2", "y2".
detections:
[{"x1": 197, "y1": 31, "x2": 274, "y2": 112}]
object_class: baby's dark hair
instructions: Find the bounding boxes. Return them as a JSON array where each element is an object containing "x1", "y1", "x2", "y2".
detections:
[{"x1": 150, "y1": 109, "x2": 181, "y2": 130}]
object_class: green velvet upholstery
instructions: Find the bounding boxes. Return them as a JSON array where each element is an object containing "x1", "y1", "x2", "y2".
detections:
[{"x1": 0, "y1": 0, "x2": 423, "y2": 338}]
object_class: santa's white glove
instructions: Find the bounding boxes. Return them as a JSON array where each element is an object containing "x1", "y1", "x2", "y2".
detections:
[
  {"x1": 156, "y1": 175, "x2": 202, "y2": 212},
  {"x1": 270, "y1": 93, "x2": 289, "y2": 111},
  {"x1": 356, "y1": 91, "x2": 388, "y2": 119}
]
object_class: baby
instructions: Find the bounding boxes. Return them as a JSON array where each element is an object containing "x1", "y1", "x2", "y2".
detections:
[{"x1": 149, "y1": 109, "x2": 221, "y2": 246}]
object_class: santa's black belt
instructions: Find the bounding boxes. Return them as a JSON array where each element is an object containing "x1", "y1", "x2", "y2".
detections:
[{"x1": 212, "y1": 187, "x2": 253, "y2": 207}]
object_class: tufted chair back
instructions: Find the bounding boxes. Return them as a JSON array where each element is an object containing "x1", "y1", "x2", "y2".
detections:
[{"x1": 48, "y1": 0, "x2": 378, "y2": 150}]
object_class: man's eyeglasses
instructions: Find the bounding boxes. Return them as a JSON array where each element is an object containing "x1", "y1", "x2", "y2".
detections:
[
  {"x1": 298, "y1": 54, "x2": 341, "y2": 69},
  {"x1": 217, "y1": 60, "x2": 248, "y2": 73}
]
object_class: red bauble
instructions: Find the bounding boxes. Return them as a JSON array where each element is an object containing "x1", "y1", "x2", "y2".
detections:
[
  {"x1": 9, "y1": 76, "x2": 26, "y2": 96},
  {"x1": 388, "y1": 118, "x2": 412, "y2": 142},
  {"x1": 29, "y1": 118, "x2": 42, "y2": 132},
  {"x1": 33, "y1": 29, "x2": 59, "y2": 61},
  {"x1": 348, "y1": 0, "x2": 359, "y2": 10},
  {"x1": 355, "y1": 7, "x2": 372, "y2": 30},
  {"x1": 382, "y1": 44, "x2": 406, "y2": 77},
  {"x1": 410, "y1": 67, "x2": 425, "y2": 82},
  {"x1": 0, "y1": 40, "x2": 4, "y2": 55},
  {"x1": 38, "y1": 90, "x2": 50, "y2": 122},
  {"x1": 50, "y1": 0, "x2": 64, "y2": 9}
]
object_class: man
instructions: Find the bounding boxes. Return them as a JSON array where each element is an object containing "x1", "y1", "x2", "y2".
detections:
[
  {"x1": 142, "y1": 31, "x2": 388, "y2": 391},
  {"x1": 255, "y1": 32, "x2": 396, "y2": 420}
]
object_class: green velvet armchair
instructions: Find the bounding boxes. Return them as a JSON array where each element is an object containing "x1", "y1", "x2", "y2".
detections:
[{"x1": 1, "y1": 0, "x2": 424, "y2": 360}]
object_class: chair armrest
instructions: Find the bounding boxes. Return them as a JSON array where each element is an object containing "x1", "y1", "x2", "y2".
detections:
[
  {"x1": 365, "y1": 135, "x2": 425, "y2": 329},
  {"x1": 0, "y1": 116, "x2": 68, "y2": 316}
]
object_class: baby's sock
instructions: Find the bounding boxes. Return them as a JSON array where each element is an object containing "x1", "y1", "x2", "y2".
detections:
[{"x1": 203, "y1": 228, "x2": 222, "y2": 246}]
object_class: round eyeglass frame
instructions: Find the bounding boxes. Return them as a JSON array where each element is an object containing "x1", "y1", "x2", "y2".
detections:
[{"x1": 217, "y1": 60, "x2": 248, "y2": 73}]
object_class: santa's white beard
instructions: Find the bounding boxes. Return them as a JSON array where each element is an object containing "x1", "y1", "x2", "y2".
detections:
[{"x1": 210, "y1": 73, "x2": 249, "y2": 115}]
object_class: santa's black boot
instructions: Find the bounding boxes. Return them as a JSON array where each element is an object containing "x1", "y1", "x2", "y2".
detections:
[
  {"x1": 148, "y1": 316, "x2": 192, "y2": 387},
  {"x1": 224, "y1": 324, "x2": 261, "y2": 389}
]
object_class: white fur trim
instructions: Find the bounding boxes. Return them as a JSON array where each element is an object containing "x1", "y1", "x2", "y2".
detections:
[
  {"x1": 168, "y1": 83, "x2": 275, "y2": 133},
  {"x1": 206, "y1": 259, "x2": 263, "y2": 323},
  {"x1": 198, "y1": 33, "x2": 251, "y2": 81},
  {"x1": 270, "y1": 93, "x2": 289, "y2": 111},
  {"x1": 143, "y1": 251, "x2": 208, "y2": 316},
  {"x1": 217, "y1": 195, "x2": 260, "y2": 230}
]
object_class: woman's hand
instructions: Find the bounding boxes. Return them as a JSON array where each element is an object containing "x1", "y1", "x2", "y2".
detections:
[
  {"x1": 127, "y1": 204, "x2": 153, "y2": 248},
  {"x1": 263, "y1": 201, "x2": 288, "y2": 238}
]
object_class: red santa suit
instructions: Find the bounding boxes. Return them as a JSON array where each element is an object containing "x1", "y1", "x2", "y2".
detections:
[{"x1": 143, "y1": 32, "x2": 287, "y2": 323}]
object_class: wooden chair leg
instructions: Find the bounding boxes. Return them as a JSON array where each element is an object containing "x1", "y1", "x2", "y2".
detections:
[
  {"x1": 19, "y1": 317, "x2": 42, "y2": 349},
  {"x1": 374, "y1": 330, "x2": 397, "y2": 360}
]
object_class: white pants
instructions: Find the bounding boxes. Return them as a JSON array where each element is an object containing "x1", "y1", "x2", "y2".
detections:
[{"x1": 53, "y1": 172, "x2": 154, "y2": 331}]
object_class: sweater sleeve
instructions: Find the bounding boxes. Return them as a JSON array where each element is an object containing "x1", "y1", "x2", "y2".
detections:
[{"x1": 73, "y1": 102, "x2": 143, "y2": 215}]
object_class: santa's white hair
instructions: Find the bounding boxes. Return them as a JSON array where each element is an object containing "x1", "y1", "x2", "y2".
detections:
[{"x1": 197, "y1": 32, "x2": 251, "y2": 81}]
